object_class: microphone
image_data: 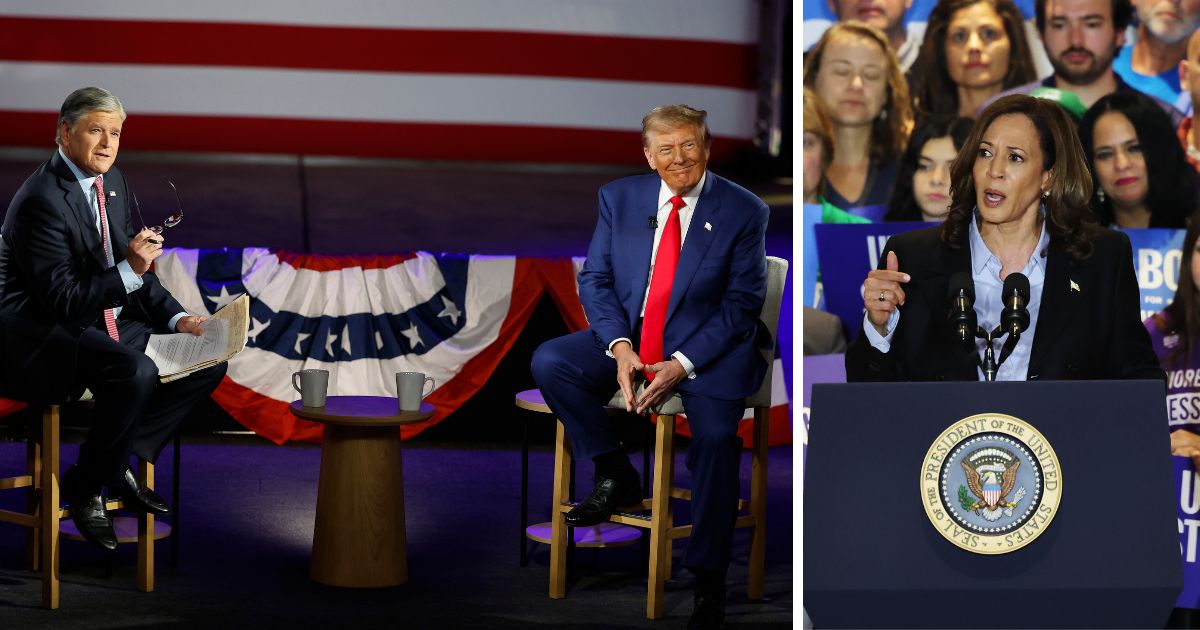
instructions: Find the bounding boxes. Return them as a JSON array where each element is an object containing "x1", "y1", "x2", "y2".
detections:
[
  {"x1": 647, "y1": 215, "x2": 658, "y2": 229},
  {"x1": 1001, "y1": 273, "x2": 1031, "y2": 339},
  {"x1": 947, "y1": 272, "x2": 977, "y2": 346}
]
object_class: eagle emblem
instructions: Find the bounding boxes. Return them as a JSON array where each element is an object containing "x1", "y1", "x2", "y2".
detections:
[{"x1": 958, "y1": 447, "x2": 1027, "y2": 522}]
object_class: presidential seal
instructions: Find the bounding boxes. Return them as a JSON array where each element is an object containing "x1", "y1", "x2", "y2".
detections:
[{"x1": 919, "y1": 413, "x2": 1062, "y2": 554}]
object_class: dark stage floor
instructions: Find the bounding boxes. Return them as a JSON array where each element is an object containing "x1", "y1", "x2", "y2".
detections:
[{"x1": 0, "y1": 433, "x2": 793, "y2": 628}]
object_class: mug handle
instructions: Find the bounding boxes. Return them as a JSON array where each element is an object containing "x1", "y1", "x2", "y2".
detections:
[
  {"x1": 293, "y1": 372, "x2": 303, "y2": 395},
  {"x1": 422, "y1": 377, "x2": 435, "y2": 398}
]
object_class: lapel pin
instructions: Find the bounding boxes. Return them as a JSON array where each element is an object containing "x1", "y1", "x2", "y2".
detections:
[
  {"x1": 109, "y1": 190, "x2": 116, "y2": 197},
  {"x1": 1069, "y1": 279, "x2": 1080, "y2": 293},
  {"x1": 704, "y1": 222, "x2": 712, "y2": 231}
]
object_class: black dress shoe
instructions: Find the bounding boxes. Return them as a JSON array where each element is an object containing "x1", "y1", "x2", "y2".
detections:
[
  {"x1": 62, "y1": 467, "x2": 118, "y2": 552},
  {"x1": 687, "y1": 585, "x2": 727, "y2": 630},
  {"x1": 564, "y1": 475, "x2": 642, "y2": 527},
  {"x1": 113, "y1": 466, "x2": 171, "y2": 515}
]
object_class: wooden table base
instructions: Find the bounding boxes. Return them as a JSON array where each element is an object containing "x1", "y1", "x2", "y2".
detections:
[{"x1": 311, "y1": 424, "x2": 407, "y2": 587}]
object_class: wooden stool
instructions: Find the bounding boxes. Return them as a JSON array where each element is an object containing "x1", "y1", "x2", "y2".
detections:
[
  {"x1": 0, "y1": 401, "x2": 164, "y2": 609},
  {"x1": 546, "y1": 256, "x2": 787, "y2": 619},
  {"x1": 515, "y1": 389, "x2": 643, "y2": 567}
]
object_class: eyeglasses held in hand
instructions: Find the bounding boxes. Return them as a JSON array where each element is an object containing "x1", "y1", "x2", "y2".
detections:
[{"x1": 131, "y1": 177, "x2": 185, "y2": 235}]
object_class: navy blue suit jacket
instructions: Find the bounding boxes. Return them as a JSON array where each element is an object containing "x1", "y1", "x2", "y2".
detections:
[
  {"x1": 578, "y1": 171, "x2": 770, "y2": 401},
  {"x1": 0, "y1": 151, "x2": 184, "y2": 401}
]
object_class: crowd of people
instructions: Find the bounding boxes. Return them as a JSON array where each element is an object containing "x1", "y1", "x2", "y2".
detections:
[{"x1": 805, "y1": 0, "x2": 1200, "y2": 468}]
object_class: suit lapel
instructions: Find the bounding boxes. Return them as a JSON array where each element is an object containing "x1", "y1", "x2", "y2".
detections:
[
  {"x1": 665, "y1": 173, "x2": 718, "y2": 324},
  {"x1": 624, "y1": 175, "x2": 659, "y2": 326},
  {"x1": 50, "y1": 152, "x2": 105, "y2": 267},
  {"x1": 1028, "y1": 245, "x2": 1074, "y2": 377}
]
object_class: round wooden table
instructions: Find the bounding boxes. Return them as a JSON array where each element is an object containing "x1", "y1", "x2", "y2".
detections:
[{"x1": 289, "y1": 396, "x2": 433, "y2": 588}]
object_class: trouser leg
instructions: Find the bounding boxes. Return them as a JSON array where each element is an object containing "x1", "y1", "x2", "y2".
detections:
[
  {"x1": 678, "y1": 392, "x2": 745, "y2": 577},
  {"x1": 531, "y1": 329, "x2": 622, "y2": 461},
  {"x1": 72, "y1": 323, "x2": 160, "y2": 488}
]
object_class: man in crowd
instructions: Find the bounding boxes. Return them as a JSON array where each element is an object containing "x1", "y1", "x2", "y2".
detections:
[
  {"x1": 986, "y1": 0, "x2": 1185, "y2": 121},
  {"x1": 1178, "y1": 29, "x2": 1200, "y2": 168},
  {"x1": 532, "y1": 104, "x2": 770, "y2": 628},
  {"x1": 829, "y1": 0, "x2": 925, "y2": 69},
  {"x1": 1113, "y1": 0, "x2": 1200, "y2": 111},
  {"x1": 0, "y1": 87, "x2": 227, "y2": 551}
]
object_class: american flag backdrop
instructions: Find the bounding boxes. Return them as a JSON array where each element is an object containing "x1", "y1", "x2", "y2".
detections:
[
  {"x1": 0, "y1": 0, "x2": 762, "y2": 163},
  {"x1": 152, "y1": 247, "x2": 792, "y2": 446}
]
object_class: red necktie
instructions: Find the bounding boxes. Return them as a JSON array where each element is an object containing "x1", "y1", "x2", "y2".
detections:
[
  {"x1": 93, "y1": 177, "x2": 120, "y2": 342},
  {"x1": 639, "y1": 195, "x2": 685, "y2": 380}
]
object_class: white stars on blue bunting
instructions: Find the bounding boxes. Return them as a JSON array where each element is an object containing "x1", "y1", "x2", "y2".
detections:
[{"x1": 437, "y1": 295, "x2": 462, "y2": 325}]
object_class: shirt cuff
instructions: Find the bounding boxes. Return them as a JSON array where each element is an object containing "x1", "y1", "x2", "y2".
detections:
[
  {"x1": 607, "y1": 337, "x2": 632, "y2": 358},
  {"x1": 117, "y1": 260, "x2": 144, "y2": 293},
  {"x1": 168, "y1": 312, "x2": 188, "y2": 332},
  {"x1": 671, "y1": 351, "x2": 697, "y2": 379},
  {"x1": 862, "y1": 310, "x2": 900, "y2": 352}
]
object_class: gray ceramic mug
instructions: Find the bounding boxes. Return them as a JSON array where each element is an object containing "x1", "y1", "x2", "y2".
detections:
[
  {"x1": 396, "y1": 372, "x2": 435, "y2": 412},
  {"x1": 292, "y1": 369, "x2": 329, "y2": 408}
]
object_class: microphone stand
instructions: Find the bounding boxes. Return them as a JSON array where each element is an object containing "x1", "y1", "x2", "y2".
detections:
[{"x1": 975, "y1": 325, "x2": 1021, "y2": 382}]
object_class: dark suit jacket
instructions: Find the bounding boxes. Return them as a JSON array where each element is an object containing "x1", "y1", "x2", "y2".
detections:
[
  {"x1": 578, "y1": 171, "x2": 770, "y2": 401},
  {"x1": 845, "y1": 225, "x2": 1163, "y2": 382},
  {"x1": 0, "y1": 151, "x2": 184, "y2": 401}
]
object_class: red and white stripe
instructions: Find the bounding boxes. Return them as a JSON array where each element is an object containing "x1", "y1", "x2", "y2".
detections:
[{"x1": 0, "y1": 1, "x2": 760, "y2": 163}]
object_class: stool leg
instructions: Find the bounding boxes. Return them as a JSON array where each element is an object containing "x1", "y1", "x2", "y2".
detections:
[
  {"x1": 646, "y1": 413, "x2": 675, "y2": 620},
  {"x1": 549, "y1": 419, "x2": 572, "y2": 599},
  {"x1": 41, "y1": 405, "x2": 60, "y2": 609},
  {"x1": 26, "y1": 416, "x2": 42, "y2": 571},
  {"x1": 748, "y1": 406, "x2": 769, "y2": 601},
  {"x1": 137, "y1": 460, "x2": 155, "y2": 592},
  {"x1": 520, "y1": 413, "x2": 529, "y2": 567},
  {"x1": 171, "y1": 430, "x2": 181, "y2": 568}
]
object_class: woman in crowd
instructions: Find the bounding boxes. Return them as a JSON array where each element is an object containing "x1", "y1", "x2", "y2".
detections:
[
  {"x1": 1079, "y1": 91, "x2": 1197, "y2": 229},
  {"x1": 846, "y1": 94, "x2": 1161, "y2": 382},
  {"x1": 884, "y1": 116, "x2": 974, "y2": 222},
  {"x1": 803, "y1": 21, "x2": 913, "y2": 211},
  {"x1": 1146, "y1": 218, "x2": 1200, "y2": 464},
  {"x1": 804, "y1": 87, "x2": 872, "y2": 225},
  {"x1": 912, "y1": 0, "x2": 1038, "y2": 119}
]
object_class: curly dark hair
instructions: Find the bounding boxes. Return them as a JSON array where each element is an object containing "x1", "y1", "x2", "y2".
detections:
[
  {"x1": 913, "y1": 0, "x2": 1039, "y2": 118},
  {"x1": 1077, "y1": 91, "x2": 1197, "y2": 228},
  {"x1": 941, "y1": 95, "x2": 1099, "y2": 261},
  {"x1": 885, "y1": 116, "x2": 975, "y2": 221}
]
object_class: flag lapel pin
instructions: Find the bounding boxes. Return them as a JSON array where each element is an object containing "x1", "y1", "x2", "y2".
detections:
[
  {"x1": 704, "y1": 222, "x2": 712, "y2": 231},
  {"x1": 109, "y1": 190, "x2": 116, "y2": 197},
  {"x1": 1069, "y1": 279, "x2": 1080, "y2": 293}
]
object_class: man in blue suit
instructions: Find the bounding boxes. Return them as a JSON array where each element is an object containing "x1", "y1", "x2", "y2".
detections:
[{"x1": 532, "y1": 104, "x2": 769, "y2": 628}]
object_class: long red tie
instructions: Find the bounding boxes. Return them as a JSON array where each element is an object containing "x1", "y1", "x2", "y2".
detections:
[
  {"x1": 93, "y1": 177, "x2": 120, "y2": 342},
  {"x1": 639, "y1": 195, "x2": 685, "y2": 381}
]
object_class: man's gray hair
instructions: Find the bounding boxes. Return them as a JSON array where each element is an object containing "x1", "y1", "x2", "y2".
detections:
[
  {"x1": 641, "y1": 104, "x2": 711, "y2": 148},
  {"x1": 55, "y1": 87, "x2": 126, "y2": 145}
]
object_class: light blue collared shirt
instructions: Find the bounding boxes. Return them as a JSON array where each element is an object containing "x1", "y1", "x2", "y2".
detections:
[
  {"x1": 863, "y1": 212, "x2": 1050, "y2": 380},
  {"x1": 58, "y1": 148, "x2": 186, "y2": 332}
]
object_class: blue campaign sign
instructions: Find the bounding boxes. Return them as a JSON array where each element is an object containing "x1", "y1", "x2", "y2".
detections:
[
  {"x1": 813, "y1": 222, "x2": 931, "y2": 339},
  {"x1": 813, "y1": 225, "x2": 1188, "y2": 340},
  {"x1": 1122, "y1": 228, "x2": 1186, "y2": 322},
  {"x1": 1175, "y1": 457, "x2": 1200, "y2": 608}
]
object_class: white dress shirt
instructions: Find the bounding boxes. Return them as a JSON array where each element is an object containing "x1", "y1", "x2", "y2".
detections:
[{"x1": 608, "y1": 172, "x2": 707, "y2": 377}]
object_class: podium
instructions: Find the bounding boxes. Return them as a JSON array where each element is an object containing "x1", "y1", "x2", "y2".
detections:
[{"x1": 805, "y1": 380, "x2": 1182, "y2": 628}]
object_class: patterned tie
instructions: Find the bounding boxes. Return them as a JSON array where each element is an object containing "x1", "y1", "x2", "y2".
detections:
[
  {"x1": 93, "y1": 177, "x2": 120, "y2": 342},
  {"x1": 639, "y1": 195, "x2": 685, "y2": 381}
]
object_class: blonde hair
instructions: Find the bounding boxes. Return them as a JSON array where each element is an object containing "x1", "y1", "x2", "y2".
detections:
[{"x1": 641, "y1": 104, "x2": 711, "y2": 147}]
